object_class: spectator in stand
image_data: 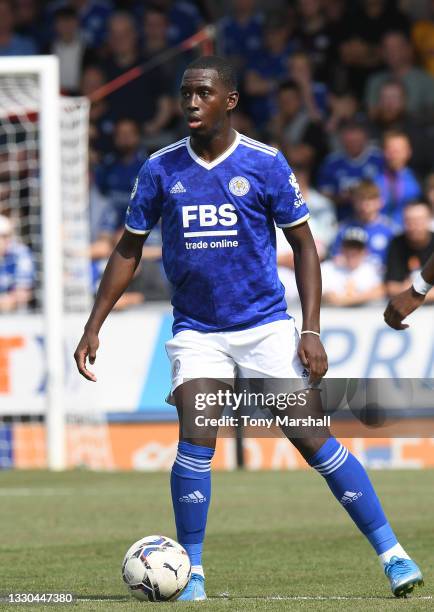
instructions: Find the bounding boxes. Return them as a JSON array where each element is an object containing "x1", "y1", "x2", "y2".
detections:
[
  {"x1": 15, "y1": 0, "x2": 45, "y2": 50},
  {"x1": 244, "y1": 12, "x2": 295, "y2": 128},
  {"x1": 294, "y1": 0, "x2": 331, "y2": 81},
  {"x1": 268, "y1": 80, "x2": 328, "y2": 171},
  {"x1": 47, "y1": 0, "x2": 112, "y2": 50},
  {"x1": 322, "y1": 227, "x2": 385, "y2": 306},
  {"x1": 141, "y1": 6, "x2": 180, "y2": 147},
  {"x1": 0, "y1": 0, "x2": 38, "y2": 56},
  {"x1": 48, "y1": 7, "x2": 93, "y2": 94},
  {"x1": 370, "y1": 79, "x2": 414, "y2": 135},
  {"x1": 322, "y1": 0, "x2": 349, "y2": 75},
  {"x1": 375, "y1": 130, "x2": 421, "y2": 228},
  {"x1": 151, "y1": 0, "x2": 204, "y2": 46},
  {"x1": 365, "y1": 31, "x2": 434, "y2": 118},
  {"x1": 293, "y1": 163, "x2": 338, "y2": 255},
  {"x1": 385, "y1": 200, "x2": 434, "y2": 301},
  {"x1": 411, "y1": 1, "x2": 434, "y2": 78},
  {"x1": 91, "y1": 118, "x2": 144, "y2": 260},
  {"x1": 317, "y1": 120, "x2": 383, "y2": 219},
  {"x1": 100, "y1": 12, "x2": 174, "y2": 134},
  {"x1": 217, "y1": 0, "x2": 264, "y2": 75},
  {"x1": 424, "y1": 173, "x2": 434, "y2": 231},
  {"x1": 143, "y1": 6, "x2": 179, "y2": 89},
  {"x1": 0, "y1": 215, "x2": 35, "y2": 312},
  {"x1": 325, "y1": 91, "x2": 361, "y2": 149},
  {"x1": 288, "y1": 51, "x2": 328, "y2": 119},
  {"x1": 276, "y1": 164, "x2": 337, "y2": 303},
  {"x1": 81, "y1": 64, "x2": 113, "y2": 157},
  {"x1": 332, "y1": 180, "x2": 397, "y2": 266},
  {"x1": 369, "y1": 80, "x2": 434, "y2": 177},
  {"x1": 337, "y1": 0, "x2": 409, "y2": 97}
]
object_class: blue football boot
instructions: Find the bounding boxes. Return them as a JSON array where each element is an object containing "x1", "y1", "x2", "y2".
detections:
[
  {"x1": 384, "y1": 556, "x2": 424, "y2": 597},
  {"x1": 177, "y1": 574, "x2": 207, "y2": 601}
]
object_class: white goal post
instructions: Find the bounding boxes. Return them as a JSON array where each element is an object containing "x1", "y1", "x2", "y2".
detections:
[{"x1": 0, "y1": 56, "x2": 100, "y2": 470}]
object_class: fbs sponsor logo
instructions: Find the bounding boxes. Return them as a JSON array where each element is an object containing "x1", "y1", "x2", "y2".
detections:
[
  {"x1": 179, "y1": 490, "x2": 207, "y2": 503},
  {"x1": 170, "y1": 181, "x2": 186, "y2": 194},
  {"x1": 340, "y1": 490, "x2": 363, "y2": 506}
]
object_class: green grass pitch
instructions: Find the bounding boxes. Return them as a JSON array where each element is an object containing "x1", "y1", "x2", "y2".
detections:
[{"x1": 0, "y1": 469, "x2": 433, "y2": 611}]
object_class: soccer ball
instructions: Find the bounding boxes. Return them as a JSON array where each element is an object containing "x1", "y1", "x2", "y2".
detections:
[{"x1": 122, "y1": 535, "x2": 191, "y2": 602}]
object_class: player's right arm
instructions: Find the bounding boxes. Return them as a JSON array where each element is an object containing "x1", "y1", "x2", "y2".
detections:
[
  {"x1": 384, "y1": 253, "x2": 434, "y2": 330},
  {"x1": 75, "y1": 159, "x2": 162, "y2": 380},
  {"x1": 74, "y1": 230, "x2": 146, "y2": 380}
]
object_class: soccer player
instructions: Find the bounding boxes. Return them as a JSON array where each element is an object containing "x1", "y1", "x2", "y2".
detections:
[
  {"x1": 74, "y1": 56, "x2": 423, "y2": 600},
  {"x1": 384, "y1": 252, "x2": 434, "y2": 329}
]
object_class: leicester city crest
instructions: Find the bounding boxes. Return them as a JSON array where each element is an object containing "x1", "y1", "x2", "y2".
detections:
[{"x1": 229, "y1": 176, "x2": 250, "y2": 196}]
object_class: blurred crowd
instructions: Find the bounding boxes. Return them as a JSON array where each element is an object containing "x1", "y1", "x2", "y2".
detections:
[{"x1": 1, "y1": 0, "x2": 434, "y2": 311}]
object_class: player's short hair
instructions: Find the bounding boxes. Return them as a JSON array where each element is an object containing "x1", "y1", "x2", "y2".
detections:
[
  {"x1": 353, "y1": 180, "x2": 380, "y2": 202},
  {"x1": 185, "y1": 56, "x2": 237, "y2": 90}
]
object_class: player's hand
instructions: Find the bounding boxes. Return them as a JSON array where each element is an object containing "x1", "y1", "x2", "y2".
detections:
[
  {"x1": 298, "y1": 334, "x2": 328, "y2": 385},
  {"x1": 74, "y1": 329, "x2": 99, "y2": 382},
  {"x1": 383, "y1": 287, "x2": 425, "y2": 330}
]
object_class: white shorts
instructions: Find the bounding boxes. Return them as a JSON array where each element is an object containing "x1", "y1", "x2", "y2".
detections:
[{"x1": 165, "y1": 318, "x2": 307, "y2": 393}]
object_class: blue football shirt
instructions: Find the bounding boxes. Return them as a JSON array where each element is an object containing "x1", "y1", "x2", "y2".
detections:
[{"x1": 125, "y1": 131, "x2": 310, "y2": 335}]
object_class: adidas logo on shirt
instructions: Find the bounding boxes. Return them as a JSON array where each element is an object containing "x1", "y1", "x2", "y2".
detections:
[
  {"x1": 179, "y1": 490, "x2": 206, "y2": 503},
  {"x1": 170, "y1": 181, "x2": 186, "y2": 194},
  {"x1": 340, "y1": 490, "x2": 363, "y2": 505}
]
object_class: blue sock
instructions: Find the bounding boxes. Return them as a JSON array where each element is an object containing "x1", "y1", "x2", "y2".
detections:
[
  {"x1": 308, "y1": 438, "x2": 398, "y2": 555},
  {"x1": 171, "y1": 441, "x2": 214, "y2": 572}
]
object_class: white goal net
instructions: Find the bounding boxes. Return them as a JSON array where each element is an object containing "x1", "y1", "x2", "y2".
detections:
[{"x1": 0, "y1": 57, "x2": 113, "y2": 470}]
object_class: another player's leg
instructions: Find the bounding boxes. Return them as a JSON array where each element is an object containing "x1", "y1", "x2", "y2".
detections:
[{"x1": 171, "y1": 378, "x2": 231, "y2": 601}]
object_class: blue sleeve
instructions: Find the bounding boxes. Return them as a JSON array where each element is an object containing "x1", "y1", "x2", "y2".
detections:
[
  {"x1": 266, "y1": 152, "x2": 310, "y2": 227},
  {"x1": 125, "y1": 160, "x2": 162, "y2": 235}
]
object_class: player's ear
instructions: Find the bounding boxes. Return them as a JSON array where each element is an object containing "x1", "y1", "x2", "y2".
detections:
[{"x1": 227, "y1": 91, "x2": 239, "y2": 112}]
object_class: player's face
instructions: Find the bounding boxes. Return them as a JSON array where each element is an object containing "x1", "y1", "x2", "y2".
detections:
[{"x1": 180, "y1": 69, "x2": 238, "y2": 136}]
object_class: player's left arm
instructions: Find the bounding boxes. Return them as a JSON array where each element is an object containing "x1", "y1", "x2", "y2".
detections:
[
  {"x1": 384, "y1": 252, "x2": 434, "y2": 329},
  {"x1": 283, "y1": 222, "x2": 328, "y2": 383}
]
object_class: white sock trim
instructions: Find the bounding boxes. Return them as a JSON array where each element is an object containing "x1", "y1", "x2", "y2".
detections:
[
  {"x1": 379, "y1": 542, "x2": 410, "y2": 566},
  {"x1": 191, "y1": 564, "x2": 204, "y2": 578}
]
